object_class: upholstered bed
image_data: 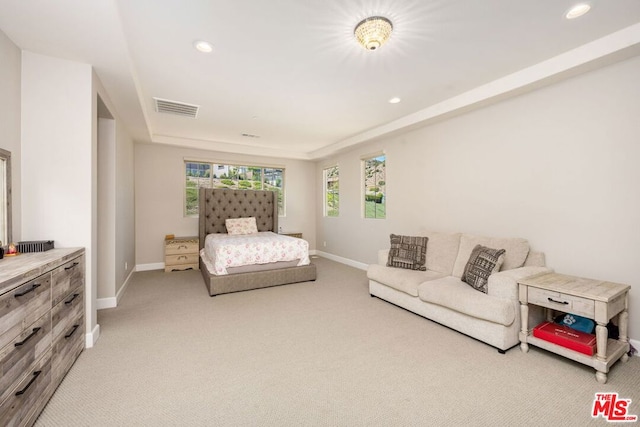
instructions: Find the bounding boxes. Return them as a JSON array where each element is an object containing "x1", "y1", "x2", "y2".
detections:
[{"x1": 198, "y1": 188, "x2": 316, "y2": 296}]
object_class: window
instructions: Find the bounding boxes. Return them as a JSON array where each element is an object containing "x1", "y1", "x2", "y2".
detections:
[
  {"x1": 363, "y1": 154, "x2": 385, "y2": 219},
  {"x1": 323, "y1": 165, "x2": 339, "y2": 217},
  {"x1": 185, "y1": 161, "x2": 285, "y2": 216}
]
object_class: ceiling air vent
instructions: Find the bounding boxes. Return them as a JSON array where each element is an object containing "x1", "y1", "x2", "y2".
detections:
[
  {"x1": 153, "y1": 97, "x2": 199, "y2": 118},
  {"x1": 241, "y1": 133, "x2": 260, "y2": 138}
]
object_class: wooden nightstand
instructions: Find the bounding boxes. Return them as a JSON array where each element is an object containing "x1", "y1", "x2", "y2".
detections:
[
  {"x1": 164, "y1": 236, "x2": 199, "y2": 272},
  {"x1": 280, "y1": 232, "x2": 302, "y2": 238}
]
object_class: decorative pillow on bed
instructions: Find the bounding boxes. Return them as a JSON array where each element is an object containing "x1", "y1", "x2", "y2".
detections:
[
  {"x1": 386, "y1": 234, "x2": 428, "y2": 271},
  {"x1": 225, "y1": 217, "x2": 258, "y2": 235},
  {"x1": 462, "y1": 244, "x2": 506, "y2": 293}
]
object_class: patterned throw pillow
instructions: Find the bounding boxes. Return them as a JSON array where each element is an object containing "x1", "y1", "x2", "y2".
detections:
[
  {"x1": 225, "y1": 217, "x2": 258, "y2": 235},
  {"x1": 387, "y1": 234, "x2": 428, "y2": 271},
  {"x1": 462, "y1": 244, "x2": 506, "y2": 293}
]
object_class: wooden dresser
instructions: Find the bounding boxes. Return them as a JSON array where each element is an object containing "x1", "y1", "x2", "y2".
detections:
[
  {"x1": 164, "y1": 236, "x2": 199, "y2": 272},
  {"x1": 0, "y1": 248, "x2": 85, "y2": 426}
]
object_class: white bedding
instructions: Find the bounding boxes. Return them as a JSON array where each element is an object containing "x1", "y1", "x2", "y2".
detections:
[{"x1": 202, "y1": 231, "x2": 310, "y2": 275}]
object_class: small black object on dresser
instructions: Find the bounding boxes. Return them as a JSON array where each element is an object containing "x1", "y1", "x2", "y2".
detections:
[{"x1": 16, "y1": 240, "x2": 55, "y2": 253}]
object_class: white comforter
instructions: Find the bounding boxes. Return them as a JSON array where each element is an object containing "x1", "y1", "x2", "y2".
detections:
[{"x1": 203, "y1": 231, "x2": 310, "y2": 275}]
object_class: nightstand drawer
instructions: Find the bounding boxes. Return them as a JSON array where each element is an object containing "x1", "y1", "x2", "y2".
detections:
[
  {"x1": 165, "y1": 239, "x2": 198, "y2": 255},
  {"x1": 528, "y1": 287, "x2": 595, "y2": 317},
  {"x1": 166, "y1": 253, "x2": 199, "y2": 266}
]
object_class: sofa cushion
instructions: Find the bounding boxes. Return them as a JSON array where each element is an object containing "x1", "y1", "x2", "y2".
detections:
[
  {"x1": 421, "y1": 231, "x2": 461, "y2": 275},
  {"x1": 367, "y1": 264, "x2": 446, "y2": 297},
  {"x1": 462, "y1": 245, "x2": 506, "y2": 293},
  {"x1": 387, "y1": 234, "x2": 428, "y2": 271},
  {"x1": 417, "y1": 277, "x2": 515, "y2": 326},
  {"x1": 452, "y1": 234, "x2": 529, "y2": 278}
]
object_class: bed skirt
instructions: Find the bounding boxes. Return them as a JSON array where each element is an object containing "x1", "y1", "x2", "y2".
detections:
[{"x1": 199, "y1": 257, "x2": 317, "y2": 296}]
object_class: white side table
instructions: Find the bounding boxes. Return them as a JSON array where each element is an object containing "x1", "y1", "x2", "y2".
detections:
[{"x1": 518, "y1": 272, "x2": 630, "y2": 384}]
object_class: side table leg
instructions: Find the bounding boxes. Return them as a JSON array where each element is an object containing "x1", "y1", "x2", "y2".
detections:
[
  {"x1": 619, "y1": 295, "x2": 630, "y2": 363},
  {"x1": 520, "y1": 303, "x2": 529, "y2": 353},
  {"x1": 595, "y1": 322, "x2": 608, "y2": 384}
]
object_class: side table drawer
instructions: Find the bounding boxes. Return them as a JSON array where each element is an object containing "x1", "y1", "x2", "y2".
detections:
[
  {"x1": 165, "y1": 240, "x2": 198, "y2": 255},
  {"x1": 528, "y1": 287, "x2": 595, "y2": 317},
  {"x1": 166, "y1": 253, "x2": 199, "y2": 266}
]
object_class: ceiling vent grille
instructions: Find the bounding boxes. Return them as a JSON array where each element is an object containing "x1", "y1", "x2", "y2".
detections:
[{"x1": 153, "y1": 97, "x2": 199, "y2": 118}]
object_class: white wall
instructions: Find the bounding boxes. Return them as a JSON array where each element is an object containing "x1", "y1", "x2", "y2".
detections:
[
  {"x1": 134, "y1": 143, "x2": 316, "y2": 267},
  {"x1": 19, "y1": 52, "x2": 136, "y2": 345},
  {"x1": 21, "y1": 51, "x2": 96, "y2": 341},
  {"x1": 316, "y1": 55, "x2": 640, "y2": 342},
  {"x1": 0, "y1": 29, "x2": 21, "y2": 242}
]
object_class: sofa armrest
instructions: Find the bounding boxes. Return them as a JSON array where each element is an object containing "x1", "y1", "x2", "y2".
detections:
[
  {"x1": 377, "y1": 249, "x2": 389, "y2": 266},
  {"x1": 487, "y1": 266, "x2": 553, "y2": 301}
]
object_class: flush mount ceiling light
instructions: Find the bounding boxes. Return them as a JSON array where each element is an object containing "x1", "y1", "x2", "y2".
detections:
[
  {"x1": 354, "y1": 16, "x2": 393, "y2": 50},
  {"x1": 194, "y1": 40, "x2": 213, "y2": 53},
  {"x1": 565, "y1": 3, "x2": 591, "y2": 19}
]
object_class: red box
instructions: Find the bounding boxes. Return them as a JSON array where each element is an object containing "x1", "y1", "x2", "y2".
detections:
[{"x1": 533, "y1": 321, "x2": 597, "y2": 356}]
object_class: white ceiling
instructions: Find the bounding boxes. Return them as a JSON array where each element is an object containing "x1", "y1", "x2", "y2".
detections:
[{"x1": 1, "y1": 1, "x2": 639, "y2": 160}]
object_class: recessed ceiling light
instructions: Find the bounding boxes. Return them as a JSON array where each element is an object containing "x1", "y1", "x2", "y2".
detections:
[
  {"x1": 389, "y1": 97, "x2": 401, "y2": 104},
  {"x1": 194, "y1": 40, "x2": 213, "y2": 53},
  {"x1": 565, "y1": 4, "x2": 591, "y2": 19}
]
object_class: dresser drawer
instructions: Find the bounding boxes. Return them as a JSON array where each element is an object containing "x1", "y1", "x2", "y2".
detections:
[
  {"x1": 51, "y1": 255, "x2": 84, "y2": 306},
  {"x1": 165, "y1": 239, "x2": 198, "y2": 255},
  {"x1": 528, "y1": 287, "x2": 595, "y2": 317},
  {"x1": 52, "y1": 313, "x2": 84, "y2": 385},
  {"x1": 52, "y1": 287, "x2": 84, "y2": 342},
  {"x1": 0, "y1": 348, "x2": 52, "y2": 427},
  {"x1": 0, "y1": 275, "x2": 51, "y2": 351},
  {"x1": 0, "y1": 313, "x2": 52, "y2": 405}
]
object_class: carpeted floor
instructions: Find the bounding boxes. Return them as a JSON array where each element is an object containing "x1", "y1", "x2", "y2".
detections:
[{"x1": 35, "y1": 257, "x2": 639, "y2": 426}]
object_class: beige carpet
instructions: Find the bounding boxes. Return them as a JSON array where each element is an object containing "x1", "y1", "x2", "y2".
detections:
[{"x1": 35, "y1": 257, "x2": 639, "y2": 426}]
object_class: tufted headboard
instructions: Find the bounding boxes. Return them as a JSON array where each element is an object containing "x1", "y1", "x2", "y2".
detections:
[{"x1": 198, "y1": 188, "x2": 279, "y2": 250}]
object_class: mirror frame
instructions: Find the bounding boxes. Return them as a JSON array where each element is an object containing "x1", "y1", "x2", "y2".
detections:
[{"x1": 0, "y1": 148, "x2": 12, "y2": 246}]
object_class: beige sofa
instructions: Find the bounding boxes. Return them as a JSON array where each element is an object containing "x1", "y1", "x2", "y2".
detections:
[{"x1": 367, "y1": 232, "x2": 551, "y2": 352}]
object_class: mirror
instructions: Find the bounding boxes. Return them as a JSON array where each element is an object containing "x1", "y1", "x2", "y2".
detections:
[{"x1": 0, "y1": 148, "x2": 11, "y2": 246}]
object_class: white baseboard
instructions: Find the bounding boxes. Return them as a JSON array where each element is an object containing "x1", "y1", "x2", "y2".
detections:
[
  {"x1": 136, "y1": 262, "x2": 164, "y2": 272},
  {"x1": 96, "y1": 267, "x2": 136, "y2": 310},
  {"x1": 314, "y1": 250, "x2": 368, "y2": 271},
  {"x1": 96, "y1": 297, "x2": 117, "y2": 310},
  {"x1": 85, "y1": 323, "x2": 100, "y2": 349}
]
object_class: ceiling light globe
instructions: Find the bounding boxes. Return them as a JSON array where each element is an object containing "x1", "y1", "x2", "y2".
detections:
[{"x1": 354, "y1": 16, "x2": 393, "y2": 51}]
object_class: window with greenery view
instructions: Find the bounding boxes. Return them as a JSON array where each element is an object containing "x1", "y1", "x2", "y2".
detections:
[
  {"x1": 363, "y1": 154, "x2": 385, "y2": 219},
  {"x1": 185, "y1": 161, "x2": 285, "y2": 216},
  {"x1": 324, "y1": 165, "x2": 339, "y2": 217}
]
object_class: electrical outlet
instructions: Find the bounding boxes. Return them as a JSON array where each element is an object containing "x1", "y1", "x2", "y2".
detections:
[
  {"x1": 323, "y1": 241, "x2": 327, "y2": 247},
  {"x1": 125, "y1": 262, "x2": 128, "y2": 270}
]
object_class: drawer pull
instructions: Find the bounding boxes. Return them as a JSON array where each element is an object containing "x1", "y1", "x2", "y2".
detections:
[
  {"x1": 547, "y1": 297, "x2": 569, "y2": 305},
  {"x1": 15, "y1": 371, "x2": 41, "y2": 396},
  {"x1": 65, "y1": 293, "x2": 80, "y2": 305},
  {"x1": 15, "y1": 327, "x2": 41, "y2": 347},
  {"x1": 178, "y1": 255, "x2": 187, "y2": 261},
  {"x1": 64, "y1": 262, "x2": 79, "y2": 271},
  {"x1": 178, "y1": 244, "x2": 188, "y2": 249},
  {"x1": 14, "y1": 283, "x2": 41, "y2": 298},
  {"x1": 65, "y1": 324, "x2": 80, "y2": 339}
]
